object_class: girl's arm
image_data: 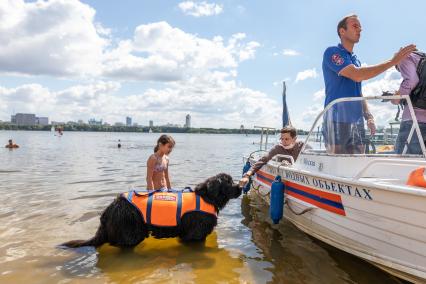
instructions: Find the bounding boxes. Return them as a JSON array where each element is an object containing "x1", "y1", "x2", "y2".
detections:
[
  {"x1": 146, "y1": 156, "x2": 155, "y2": 190},
  {"x1": 165, "y1": 166, "x2": 171, "y2": 189}
]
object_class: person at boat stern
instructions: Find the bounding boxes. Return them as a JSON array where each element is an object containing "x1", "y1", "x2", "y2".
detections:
[
  {"x1": 391, "y1": 51, "x2": 426, "y2": 154},
  {"x1": 146, "y1": 135, "x2": 175, "y2": 190},
  {"x1": 322, "y1": 14, "x2": 416, "y2": 154},
  {"x1": 239, "y1": 126, "x2": 304, "y2": 187}
]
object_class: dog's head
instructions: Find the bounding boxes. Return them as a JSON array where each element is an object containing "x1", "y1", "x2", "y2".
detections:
[{"x1": 194, "y1": 173, "x2": 242, "y2": 211}]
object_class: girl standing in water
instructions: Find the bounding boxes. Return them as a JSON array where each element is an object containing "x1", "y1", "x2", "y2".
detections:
[{"x1": 146, "y1": 135, "x2": 175, "y2": 190}]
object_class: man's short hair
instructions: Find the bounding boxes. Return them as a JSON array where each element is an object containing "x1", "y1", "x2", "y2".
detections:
[
  {"x1": 337, "y1": 14, "x2": 358, "y2": 38},
  {"x1": 280, "y1": 126, "x2": 297, "y2": 138}
]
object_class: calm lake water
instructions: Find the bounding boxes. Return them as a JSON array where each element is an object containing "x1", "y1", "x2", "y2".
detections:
[{"x1": 0, "y1": 131, "x2": 401, "y2": 283}]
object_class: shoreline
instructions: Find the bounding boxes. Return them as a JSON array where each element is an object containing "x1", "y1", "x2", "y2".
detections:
[{"x1": 0, "y1": 124, "x2": 309, "y2": 135}]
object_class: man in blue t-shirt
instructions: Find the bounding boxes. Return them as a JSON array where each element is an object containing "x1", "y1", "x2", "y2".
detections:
[{"x1": 322, "y1": 14, "x2": 416, "y2": 154}]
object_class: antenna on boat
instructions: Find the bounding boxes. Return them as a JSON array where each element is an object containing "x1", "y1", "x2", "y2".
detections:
[{"x1": 282, "y1": 81, "x2": 291, "y2": 127}]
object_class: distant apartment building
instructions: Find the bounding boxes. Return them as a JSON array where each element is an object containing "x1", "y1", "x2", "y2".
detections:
[
  {"x1": 149, "y1": 120, "x2": 154, "y2": 127},
  {"x1": 11, "y1": 113, "x2": 49, "y2": 126},
  {"x1": 36, "y1": 117, "x2": 49, "y2": 125},
  {"x1": 126, "y1": 116, "x2": 132, "y2": 127},
  {"x1": 11, "y1": 113, "x2": 36, "y2": 125},
  {"x1": 88, "y1": 118, "x2": 103, "y2": 125},
  {"x1": 185, "y1": 114, "x2": 191, "y2": 128}
]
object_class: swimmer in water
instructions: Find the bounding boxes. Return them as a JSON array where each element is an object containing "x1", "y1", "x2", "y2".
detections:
[{"x1": 5, "y1": 139, "x2": 19, "y2": 149}]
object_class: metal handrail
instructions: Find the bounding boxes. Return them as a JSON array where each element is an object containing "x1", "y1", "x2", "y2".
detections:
[
  {"x1": 254, "y1": 126, "x2": 276, "y2": 151},
  {"x1": 300, "y1": 95, "x2": 426, "y2": 159},
  {"x1": 271, "y1": 154, "x2": 295, "y2": 165},
  {"x1": 353, "y1": 158, "x2": 426, "y2": 180}
]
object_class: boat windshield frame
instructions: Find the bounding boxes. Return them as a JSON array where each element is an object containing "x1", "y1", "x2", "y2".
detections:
[{"x1": 300, "y1": 95, "x2": 426, "y2": 159}]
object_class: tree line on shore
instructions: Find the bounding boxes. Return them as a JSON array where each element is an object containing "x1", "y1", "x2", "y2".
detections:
[{"x1": 0, "y1": 123, "x2": 309, "y2": 135}]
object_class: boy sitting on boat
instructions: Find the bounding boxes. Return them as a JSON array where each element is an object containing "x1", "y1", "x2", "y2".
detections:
[{"x1": 239, "y1": 126, "x2": 304, "y2": 186}]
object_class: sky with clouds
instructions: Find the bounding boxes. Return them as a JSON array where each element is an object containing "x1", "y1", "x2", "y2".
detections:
[{"x1": 0, "y1": 0, "x2": 425, "y2": 129}]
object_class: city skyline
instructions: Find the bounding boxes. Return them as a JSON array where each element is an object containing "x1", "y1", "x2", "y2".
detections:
[{"x1": 5, "y1": 111, "x2": 193, "y2": 128}]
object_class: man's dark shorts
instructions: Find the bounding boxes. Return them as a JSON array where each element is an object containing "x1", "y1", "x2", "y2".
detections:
[{"x1": 323, "y1": 121, "x2": 365, "y2": 153}]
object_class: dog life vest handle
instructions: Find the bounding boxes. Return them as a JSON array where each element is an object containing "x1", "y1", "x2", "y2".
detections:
[
  {"x1": 176, "y1": 191, "x2": 182, "y2": 225},
  {"x1": 196, "y1": 194, "x2": 201, "y2": 210}
]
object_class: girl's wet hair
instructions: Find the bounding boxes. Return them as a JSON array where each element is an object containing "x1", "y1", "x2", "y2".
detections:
[{"x1": 154, "y1": 135, "x2": 175, "y2": 153}]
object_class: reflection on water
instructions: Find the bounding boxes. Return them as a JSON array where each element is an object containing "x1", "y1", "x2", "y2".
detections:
[
  {"x1": 0, "y1": 131, "x2": 402, "y2": 283},
  {"x1": 240, "y1": 196, "x2": 402, "y2": 284}
]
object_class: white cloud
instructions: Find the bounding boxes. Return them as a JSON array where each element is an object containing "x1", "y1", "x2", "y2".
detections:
[
  {"x1": 238, "y1": 41, "x2": 261, "y2": 61},
  {"x1": 0, "y1": 2, "x2": 259, "y2": 83},
  {"x1": 282, "y1": 49, "x2": 301, "y2": 56},
  {"x1": 0, "y1": 1, "x2": 271, "y2": 129},
  {"x1": 313, "y1": 89, "x2": 325, "y2": 101},
  {"x1": 362, "y1": 68, "x2": 402, "y2": 97},
  {"x1": 178, "y1": 1, "x2": 223, "y2": 17},
  {"x1": 0, "y1": 82, "x2": 120, "y2": 121},
  {"x1": 273, "y1": 79, "x2": 291, "y2": 87},
  {"x1": 0, "y1": 0, "x2": 108, "y2": 77},
  {"x1": 295, "y1": 68, "x2": 318, "y2": 83},
  {"x1": 303, "y1": 68, "x2": 404, "y2": 130},
  {"x1": 104, "y1": 22, "x2": 259, "y2": 81},
  {"x1": 0, "y1": 75, "x2": 281, "y2": 128},
  {"x1": 301, "y1": 104, "x2": 323, "y2": 124},
  {"x1": 361, "y1": 68, "x2": 403, "y2": 126}
]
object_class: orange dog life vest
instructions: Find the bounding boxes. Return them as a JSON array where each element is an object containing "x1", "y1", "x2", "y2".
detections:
[{"x1": 122, "y1": 190, "x2": 217, "y2": 227}]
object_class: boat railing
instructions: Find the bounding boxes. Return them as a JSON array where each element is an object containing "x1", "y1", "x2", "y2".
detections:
[
  {"x1": 242, "y1": 149, "x2": 269, "y2": 165},
  {"x1": 254, "y1": 126, "x2": 277, "y2": 151},
  {"x1": 271, "y1": 154, "x2": 295, "y2": 165},
  {"x1": 300, "y1": 95, "x2": 426, "y2": 158},
  {"x1": 353, "y1": 158, "x2": 426, "y2": 180}
]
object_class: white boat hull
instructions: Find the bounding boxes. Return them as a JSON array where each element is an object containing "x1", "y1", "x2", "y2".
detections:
[{"x1": 249, "y1": 158, "x2": 426, "y2": 283}]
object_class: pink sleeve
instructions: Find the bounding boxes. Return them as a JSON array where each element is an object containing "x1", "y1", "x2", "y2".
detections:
[{"x1": 398, "y1": 56, "x2": 420, "y2": 97}]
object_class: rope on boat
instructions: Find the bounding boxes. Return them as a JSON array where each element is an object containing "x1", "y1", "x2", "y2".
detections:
[
  {"x1": 251, "y1": 183, "x2": 270, "y2": 197},
  {"x1": 284, "y1": 199, "x2": 314, "y2": 215}
]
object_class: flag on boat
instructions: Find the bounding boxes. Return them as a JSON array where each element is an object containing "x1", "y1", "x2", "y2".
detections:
[{"x1": 282, "y1": 81, "x2": 291, "y2": 127}]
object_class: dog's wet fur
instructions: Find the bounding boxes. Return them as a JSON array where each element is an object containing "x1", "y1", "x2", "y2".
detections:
[{"x1": 61, "y1": 173, "x2": 242, "y2": 248}]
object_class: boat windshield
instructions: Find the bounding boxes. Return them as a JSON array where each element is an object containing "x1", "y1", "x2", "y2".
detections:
[{"x1": 301, "y1": 95, "x2": 426, "y2": 158}]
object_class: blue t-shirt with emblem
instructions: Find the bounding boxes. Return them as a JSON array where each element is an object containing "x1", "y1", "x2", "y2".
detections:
[{"x1": 322, "y1": 44, "x2": 363, "y2": 123}]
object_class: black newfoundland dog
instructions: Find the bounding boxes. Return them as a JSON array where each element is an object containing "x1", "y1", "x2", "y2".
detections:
[{"x1": 61, "y1": 173, "x2": 241, "y2": 248}]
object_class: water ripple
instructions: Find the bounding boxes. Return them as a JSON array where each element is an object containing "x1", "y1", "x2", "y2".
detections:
[
  {"x1": 70, "y1": 193, "x2": 117, "y2": 200},
  {"x1": 67, "y1": 179, "x2": 115, "y2": 185}
]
